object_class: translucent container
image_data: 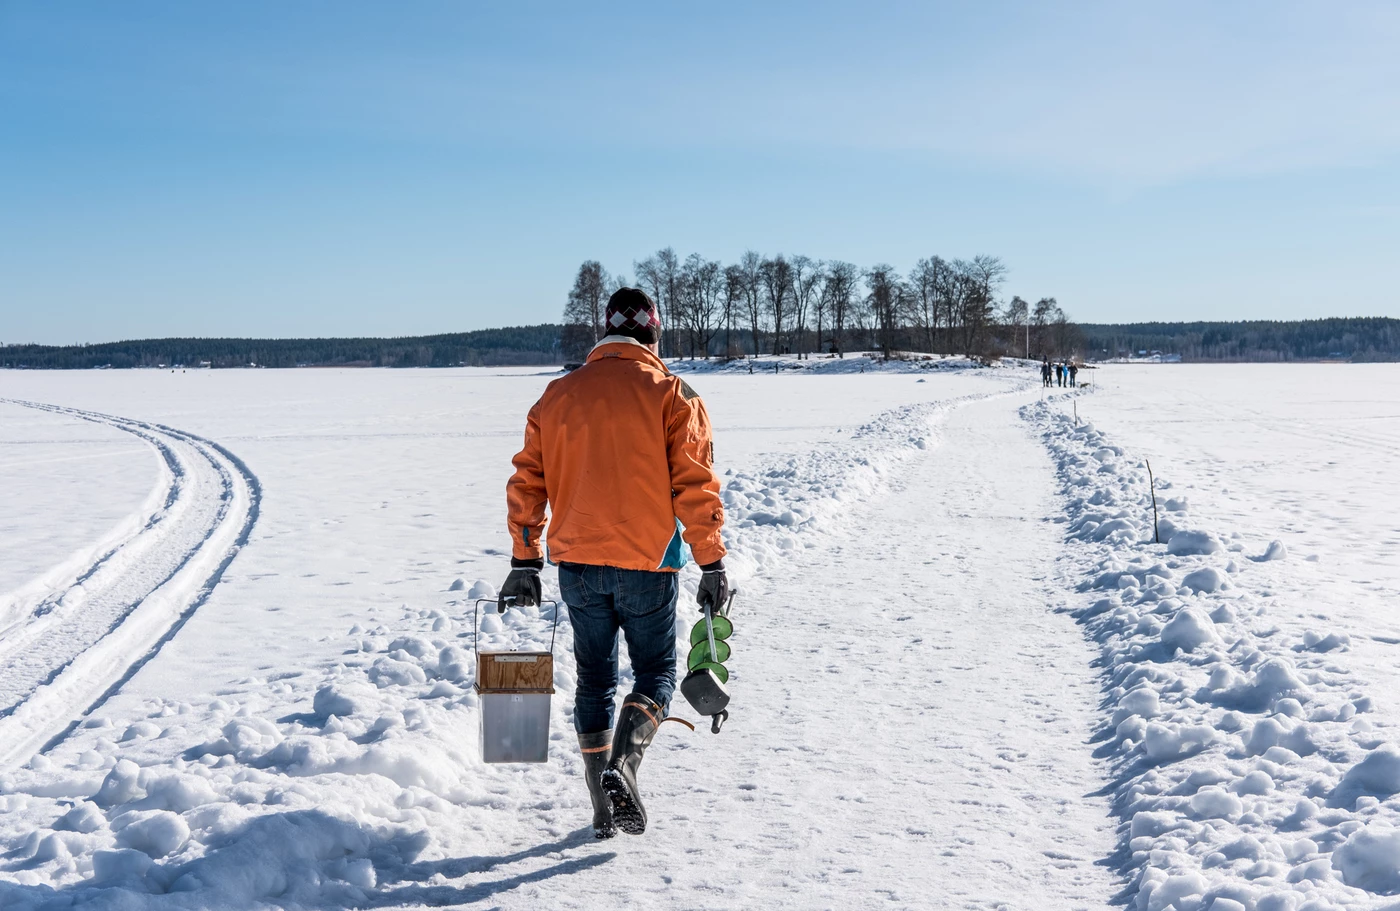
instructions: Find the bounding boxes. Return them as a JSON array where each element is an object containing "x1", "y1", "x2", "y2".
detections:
[{"x1": 479, "y1": 692, "x2": 552, "y2": 763}]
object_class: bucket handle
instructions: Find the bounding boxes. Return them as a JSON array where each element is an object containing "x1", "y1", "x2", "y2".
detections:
[{"x1": 473, "y1": 598, "x2": 560, "y2": 661}]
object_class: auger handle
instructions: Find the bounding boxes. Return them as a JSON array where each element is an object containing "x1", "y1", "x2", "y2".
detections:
[{"x1": 711, "y1": 709, "x2": 728, "y2": 734}]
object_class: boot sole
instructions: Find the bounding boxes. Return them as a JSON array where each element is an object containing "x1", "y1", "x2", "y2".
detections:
[{"x1": 600, "y1": 768, "x2": 646, "y2": 835}]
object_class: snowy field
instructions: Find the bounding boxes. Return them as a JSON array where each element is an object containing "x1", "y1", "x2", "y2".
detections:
[
  {"x1": 1079, "y1": 365, "x2": 1400, "y2": 707},
  {"x1": 1, "y1": 361, "x2": 1399, "y2": 910}
]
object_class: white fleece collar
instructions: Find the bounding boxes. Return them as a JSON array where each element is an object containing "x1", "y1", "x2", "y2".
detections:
[{"x1": 589, "y1": 335, "x2": 653, "y2": 355}]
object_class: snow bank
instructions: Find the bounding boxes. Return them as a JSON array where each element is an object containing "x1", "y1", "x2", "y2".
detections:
[{"x1": 1026, "y1": 397, "x2": 1397, "y2": 910}]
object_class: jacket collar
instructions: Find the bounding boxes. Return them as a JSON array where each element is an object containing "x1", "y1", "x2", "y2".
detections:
[{"x1": 586, "y1": 335, "x2": 667, "y2": 370}]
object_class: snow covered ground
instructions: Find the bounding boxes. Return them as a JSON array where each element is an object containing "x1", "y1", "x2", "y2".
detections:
[
  {"x1": 1032, "y1": 363, "x2": 1400, "y2": 910},
  {"x1": 0, "y1": 361, "x2": 1397, "y2": 909},
  {"x1": 1079, "y1": 365, "x2": 1400, "y2": 709},
  {"x1": 0, "y1": 404, "x2": 154, "y2": 596}
]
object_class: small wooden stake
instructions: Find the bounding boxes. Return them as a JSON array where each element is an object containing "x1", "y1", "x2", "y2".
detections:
[{"x1": 1146, "y1": 459, "x2": 1160, "y2": 544}]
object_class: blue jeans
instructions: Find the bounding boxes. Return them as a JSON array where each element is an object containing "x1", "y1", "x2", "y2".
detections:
[{"x1": 558, "y1": 562, "x2": 678, "y2": 735}]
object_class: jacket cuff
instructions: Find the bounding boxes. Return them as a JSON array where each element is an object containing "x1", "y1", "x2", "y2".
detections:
[
  {"x1": 511, "y1": 557, "x2": 545, "y2": 571},
  {"x1": 699, "y1": 559, "x2": 725, "y2": 572},
  {"x1": 691, "y1": 540, "x2": 727, "y2": 568}
]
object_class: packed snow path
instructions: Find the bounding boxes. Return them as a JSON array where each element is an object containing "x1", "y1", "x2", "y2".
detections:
[
  {"x1": 0, "y1": 400, "x2": 259, "y2": 770},
  {"x1": 421, "y1": 392, "x2": 1118, "y2": 910},
  {"x1": 688, "y1": 393, "x2": 1119, "y2": 909}
]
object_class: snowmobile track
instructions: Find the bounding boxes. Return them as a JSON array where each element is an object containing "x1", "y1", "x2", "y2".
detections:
[{"x1": 0, "y1": 400, "x2": 261, "y2": 770}]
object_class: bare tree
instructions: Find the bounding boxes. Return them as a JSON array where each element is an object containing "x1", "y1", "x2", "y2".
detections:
[
  {"x1": 895, "y1": 280, "x2": 916, "y2": 352},
  {"x1": 561, "y1": 260, "x2": 609, "y2": 362},
  {"x1": 788, "y1": 255, "x2": 822, "y2": 360},
  {"x1": 1032, "y1": 296, "x2": 1061, "y2": 357},
  {"x1": 851, "y1": 284, "x2": 874, "y2": 351},
  {"x1": 680, "y1": 253, "x2": 723, "y2": 358},
  {"x1": 740, "y1": 250, "x2": 764, "y2": 357},
  {"x1": 634, "y1": 254, "x2": 663, "y2": 330},
  {"x1": 761, "y1": 255, "x2": 793, "y2": 356},
  {"x1": 864, "y1": 264, "x2": 902, "y2": 359},
  {"x1": 634, "y1": 247, "x2": 680, "y2": 358},
  {"x1": 671, "y1": 260, "x2": 696, "y2": 357},
  {"x1": 723, "y1": 264, "x2": 745, "y2": 359},
  {"x1": 908, "y1": 256, "x2": 949, "y2": 354},
  {"x1": 954, "y1": 255, "x2": 1006, "y2": 355},
  {"x1": 825, "y1": 261, "x2": 858, "y2": 357},
  {"x1": 1003, "y1": 295, "x2": 1030, "y2": 358},
  {"x1": 813, "y1": 271, "x2": 831, "y2": 357}
]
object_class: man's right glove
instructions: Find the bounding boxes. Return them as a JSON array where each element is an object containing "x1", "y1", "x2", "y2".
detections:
[
  {"x1": 697, "y1": 560, "x2": 729, "y2": 614},
  {"x1": 499, "y1": 559, "x2": 543, "y2": 610}
]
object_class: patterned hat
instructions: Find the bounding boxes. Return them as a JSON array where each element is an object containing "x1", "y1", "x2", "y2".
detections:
[{"x1": 604, "y1": 287, "x2": 661, "y2": 344}]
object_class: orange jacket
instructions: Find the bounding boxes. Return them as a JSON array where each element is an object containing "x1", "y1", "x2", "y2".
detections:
[{"x1": 506, "y1": 337, "x2": 726, "y2": 571}]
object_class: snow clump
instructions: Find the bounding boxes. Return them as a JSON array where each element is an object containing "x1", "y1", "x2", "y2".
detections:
[{"x1": 1167, "y1": 529, "x2": 1225, "y2": 556}]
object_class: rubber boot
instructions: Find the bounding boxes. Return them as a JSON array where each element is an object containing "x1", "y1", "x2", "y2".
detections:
[
  {"x1": 578, "y1": 730, "x2": 616, "y2": 839},
  {"x1": 600, "y1": 694, "x2": 663, "y2": 835}
]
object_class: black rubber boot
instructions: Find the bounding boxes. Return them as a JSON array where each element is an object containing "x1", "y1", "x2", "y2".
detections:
[
  {"x1": 601, "y1": 694, "x2": 663, "y2": 835},
  {"x1": 578, "y1": 730, "x2": 616, "y2": 839}
]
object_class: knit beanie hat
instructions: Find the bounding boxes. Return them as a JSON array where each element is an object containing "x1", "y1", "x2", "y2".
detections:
[{"x1": 604, "y1": 287, "x2": 661, "y2": 345}]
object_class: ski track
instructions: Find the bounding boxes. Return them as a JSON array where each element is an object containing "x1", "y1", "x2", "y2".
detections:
[{"x1": 0, "y1": 399, "x2": 260, "y2": 770}]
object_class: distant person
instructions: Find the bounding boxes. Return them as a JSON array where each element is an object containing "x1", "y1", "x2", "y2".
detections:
[
  {"x1": 501, "y1": 287, "x2": 730, "y2": 839},
  {"x1": 1069, "y1": 363, "x2": 1079, "y2": 386},
  {"x1": 1055, "y1": 362, "x2": 1064, "y2": 387},
  {"x1": 1041, "y1": 358, "x2": 1051, "y2": 387}
]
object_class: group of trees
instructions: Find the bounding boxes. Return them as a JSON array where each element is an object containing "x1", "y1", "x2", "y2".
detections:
[{"x1": 561, "y1": 248, "x2": 1079, "y2": 362}]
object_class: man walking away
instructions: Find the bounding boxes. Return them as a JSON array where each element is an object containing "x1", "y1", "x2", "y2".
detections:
[
  {"x1": 1069, "y1": 362, "x2": 1079, "y2": 386},
  {"x1": 500, "y1": 287, "x2": 730, "y2": 839}
]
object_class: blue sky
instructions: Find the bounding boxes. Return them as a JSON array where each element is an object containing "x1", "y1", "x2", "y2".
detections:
[{"x1": 2, "y1": 1, "x2": 1398, "y2": 344}]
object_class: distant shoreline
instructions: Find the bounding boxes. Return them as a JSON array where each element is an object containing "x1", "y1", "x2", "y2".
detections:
[{"x1": 3, "y1": 317, "x2": 1398, "y2": 369}]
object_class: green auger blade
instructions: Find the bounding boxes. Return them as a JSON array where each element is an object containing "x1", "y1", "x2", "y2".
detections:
[
  {"x1": 689, "y1": 614, "x2": 733, "y2": 646},
  {"x1": 687, "y1": 638, "x2": 731, "y2": 671},
  {"x1": 689, "y1": 660, "x2": 729, "y2": 684}
]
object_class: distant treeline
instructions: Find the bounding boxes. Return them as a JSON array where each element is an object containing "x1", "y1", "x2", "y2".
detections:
[
  {"x1": 0, "y1": 326, "x2": 562, "y2": 369},
  {"x1": 8, "y1": 316, "x2": 1398, "y2": 370},
  {"x1": 1081, "y1": 318, "x2": 1400, "y2": 363}
]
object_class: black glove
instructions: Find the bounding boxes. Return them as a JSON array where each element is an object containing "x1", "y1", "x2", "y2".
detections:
[
  {"x1": 697, "y1": 560, "x2": 729, "y2": 614},
  {"x1": 499, "y1": 559, "x2": 543, "y2": 610}
]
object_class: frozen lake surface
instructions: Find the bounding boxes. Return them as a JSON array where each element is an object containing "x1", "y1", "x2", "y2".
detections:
[
  {"x1": 1083, "y1": 364, "x2": 1400, "y2": 709},
  {"x1": 1, "y1": 361, "x2": 1398, "y2": 910}
]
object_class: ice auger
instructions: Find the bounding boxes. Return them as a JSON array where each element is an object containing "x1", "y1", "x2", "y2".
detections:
[{"x1": 680, "y1": 589, "x2": 736, "y2": 733}]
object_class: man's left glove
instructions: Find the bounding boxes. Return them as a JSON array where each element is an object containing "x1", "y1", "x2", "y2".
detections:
[
  {"x1": 499, "y1": 558, "x2": 543, "y2": 610},
  {"x1": 697, "y1": 560, "x2": 729, "y2": 614}
]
